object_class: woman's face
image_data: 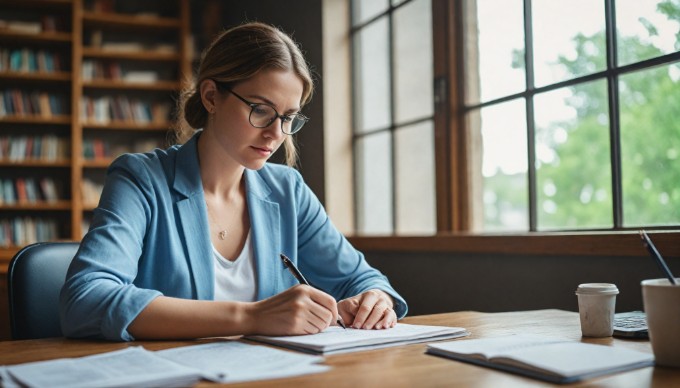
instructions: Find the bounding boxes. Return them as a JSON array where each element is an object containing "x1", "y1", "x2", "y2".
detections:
[{"x1": 209, "y1": 69, "x2": 304, "y2": 170}]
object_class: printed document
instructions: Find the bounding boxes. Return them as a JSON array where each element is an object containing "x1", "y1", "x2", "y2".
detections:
[
  {"x1": 5, "y1": 347, "x2": 201, "y2": 388},
  {"x1": 157, "y1": 341, "x2": 329, "y2": 383},
  {"x1": 2, "y1": 342, "x2": 330, "y2": 387}
]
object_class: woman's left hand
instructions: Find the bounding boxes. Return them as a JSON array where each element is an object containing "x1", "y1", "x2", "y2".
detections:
[{"x1": 337, "y1": 289, "x2": 397, "y2": 330}]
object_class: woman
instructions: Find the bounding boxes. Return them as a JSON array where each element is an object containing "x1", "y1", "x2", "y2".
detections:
[{"x1": 60, "y1": 22, "x2": 407, "y2": 341}]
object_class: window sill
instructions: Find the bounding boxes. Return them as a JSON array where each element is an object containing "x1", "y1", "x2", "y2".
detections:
[{"x1": 348, "y1": 231, "x2": 680, "y2": 257}]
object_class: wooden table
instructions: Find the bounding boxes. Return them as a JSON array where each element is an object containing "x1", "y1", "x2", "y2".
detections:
[{"x1": 0, "y1": 309, "x2": 677, "y2": 387}]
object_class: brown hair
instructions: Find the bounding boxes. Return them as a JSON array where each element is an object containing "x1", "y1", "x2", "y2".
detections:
[{"x1": 175, "y1": 22, "x2": 314, "y2": 167}]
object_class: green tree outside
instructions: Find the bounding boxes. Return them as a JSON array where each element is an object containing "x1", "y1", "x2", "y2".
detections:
[{"x1": 484, "y1": 0, "x2": 680, "y2": 230}]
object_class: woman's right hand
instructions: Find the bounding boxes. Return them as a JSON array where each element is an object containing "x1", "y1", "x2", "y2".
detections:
[{"x1": 246, "y1": 285, "x2": 339, "y2": 336}]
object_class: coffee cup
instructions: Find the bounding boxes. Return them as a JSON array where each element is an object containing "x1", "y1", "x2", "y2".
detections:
[
  {"x1": 575, "y1": 283, "x2": 619, "y2": 337},
  {"x1": 642, "y1": 278, "x2": 680, "y2": 368}
]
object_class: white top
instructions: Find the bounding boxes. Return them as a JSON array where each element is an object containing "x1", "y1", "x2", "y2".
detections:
[{"x1": 213, "y1": 230, "x2": 257, "y2": 302}]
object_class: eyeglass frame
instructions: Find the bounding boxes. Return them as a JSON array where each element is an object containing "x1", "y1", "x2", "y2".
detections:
[{"x1": 211, "y1": 80, "x2": 309, "y2": 135}]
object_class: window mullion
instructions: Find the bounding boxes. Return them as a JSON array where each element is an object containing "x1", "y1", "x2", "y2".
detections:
[
  {"x1": 605, "y1": 0, "x2": 623, "y2": 228},
  {"x1": 524, "y1": 0, "x2": 537, "y2": 231},
  {"x1": 388, "y1": 5, "x2": 397, "y2": 234},
  {"x1": 432, "y1": 0, "x2": 454, "y2": 232}
]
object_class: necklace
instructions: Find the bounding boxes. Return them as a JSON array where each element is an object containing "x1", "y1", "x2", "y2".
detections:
[{"x1": 205, "y1": 202, "x2": 228, "y2": 240}]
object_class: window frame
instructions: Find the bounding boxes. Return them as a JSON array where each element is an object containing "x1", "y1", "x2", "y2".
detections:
[
  {"x1": 350, "y1": 0, "x2": 438, "y2": 235},
  {"x1": 346, "y1": 0, "x2": 680, "y2": 254}
]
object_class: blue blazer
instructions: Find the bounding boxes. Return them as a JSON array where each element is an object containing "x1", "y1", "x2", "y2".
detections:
[{"x1": 60, "y1": 132, "x2": 407, "y2": 341}]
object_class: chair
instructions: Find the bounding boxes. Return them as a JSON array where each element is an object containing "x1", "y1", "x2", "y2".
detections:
[{"x1": 7, "y1": 242, "x2": 78, "y2": 340}]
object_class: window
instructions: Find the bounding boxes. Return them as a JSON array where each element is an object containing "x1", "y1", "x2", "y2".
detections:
[
  {"x1": 351, "y1": 0, "x2": 436, "y2": 235},
  {"x1": 350, "y1": 0, "x2": 680, "y2": 236},
  {"x1": 466, "y1": 0, "x2": 680, "y2": 232}
]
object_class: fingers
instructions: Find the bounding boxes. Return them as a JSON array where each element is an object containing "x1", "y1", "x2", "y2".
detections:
[
  {"x1": 294, "y1": 285, "x2": 337, "y2": 332},
  {"x1": 349, "y1": 290, "x2": 396, "y2": 330},
  {"x1": 337, "y1": 296, "x2": 360, "y2": 325},
  {"x1": 306, "y1": 285, "x2": 340, "y2": 325},
  {"x1": 253, "y1": 285, "x2": 337, "y2": 335},
  {"x1": 362, "y1": 304, "x2": 394, "y2": 329}
]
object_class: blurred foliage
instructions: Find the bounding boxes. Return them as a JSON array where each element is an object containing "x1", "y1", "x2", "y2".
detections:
[{"x1": 484, "y1": 0, "x2": 680, "y2": 230}]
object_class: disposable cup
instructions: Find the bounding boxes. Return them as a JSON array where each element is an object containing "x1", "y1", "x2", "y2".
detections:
[
  {"x1": 642, "y1": 278, "x2": 680, "y2": 368},
  {"x1": 575, "y1": 283, "x2": 619, "y2": 337}
]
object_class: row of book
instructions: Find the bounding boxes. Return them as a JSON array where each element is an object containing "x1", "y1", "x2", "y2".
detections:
[
  {"x1": 83, "y1": 138, "x2": 163, "y2": 160},
  {"x1": 0, "y1": 177, "x2": 60, "y2": 204},
  {"x1": 0, "y1": 48, "x2": 64, "y2": 73},
  {"x1": 86, "y1": 0, "x2": 169, "y2": 18},
  {"x1": 80, "y1": 96, "x2": 171, "y2": 124},
  {"x1": 0, "y1": 135, "x2": 163, "y2": 162},
  {"x1": 0, "y1": 16, "x2": 65, "y2": 35},
  {"x1": 87, "y1": 0, "x2": 116, "y2": 13},
  {"x1": 0, "y1": 135, "x2": 70, "y2": 161},
  {"x1": 0, "y1": 217, "x2": 60, "y2": 248},
  {"x1": 82, "y1": 60, "x2": 164, "y2": 83},
  {"x1": 0, "y1": 89, "x2": 66, "y2": 117},
  {"x1": 88, "y1": 30, "x2": 176, "y2": 54}
]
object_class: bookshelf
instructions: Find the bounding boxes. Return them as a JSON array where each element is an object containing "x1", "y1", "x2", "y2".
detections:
[{"x1": 0, "y1": 0, "x2": 191, "y2": 269}]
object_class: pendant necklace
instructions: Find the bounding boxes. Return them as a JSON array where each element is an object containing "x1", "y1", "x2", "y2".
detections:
[{"x1": 205, "y1": 202, "x2": 229, "y2": 240}]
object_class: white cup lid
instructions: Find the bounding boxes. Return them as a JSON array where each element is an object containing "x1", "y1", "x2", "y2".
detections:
[{"x1": 575, "y1": 283, "x2": 619, "y2": 295}]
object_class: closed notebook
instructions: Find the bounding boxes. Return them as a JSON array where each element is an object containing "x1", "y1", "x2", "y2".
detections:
[
  {"x1": 246, "y1": 323, "x2": 469, "y2": 355},
  {"x1": 426, "y1": 335, "x2": 654, "y2": 384}
]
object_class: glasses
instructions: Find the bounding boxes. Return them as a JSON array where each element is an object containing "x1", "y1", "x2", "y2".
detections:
[{"x1": 223, "y1": 88, "x2": 309, "y2": 135}]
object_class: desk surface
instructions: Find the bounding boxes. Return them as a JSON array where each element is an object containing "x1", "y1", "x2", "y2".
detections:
[{"x1": 0, "y1": 309, "x2": 677, "y2": 387}]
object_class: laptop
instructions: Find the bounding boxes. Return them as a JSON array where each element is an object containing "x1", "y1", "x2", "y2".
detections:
[{"x1": 613, "y1": 311, "x2": 648, "y2": 339}]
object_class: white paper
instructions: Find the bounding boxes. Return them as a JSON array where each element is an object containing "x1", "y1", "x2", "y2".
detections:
[
  {"x1": 156, "y1": 341, "x2": 330, "y2": 383},
  {"x1": 0, "y1": 367, "x2": 21, "y2": 388},
  {"x1": 6, "y1": 347, "x2": 201, "y2": 388},
  {"x1": 246, "y1": 323, "x2": 469, "y2": 354}
]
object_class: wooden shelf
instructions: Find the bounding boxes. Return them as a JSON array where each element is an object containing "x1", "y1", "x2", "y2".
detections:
[
  {"x1": 0, "y1": 200, "x2": 72, "y2": 211},
  {"x1": 0, "y1": 0, "x2": 72, "y2": 10},
  {"x1": 0, "y1": 115, "x2": 71, "y2": 125},
  {"x1": 0, "y1": 159, "x2": 71, "y2": 167},
  {"x1": 82, "y1": 11, "x2": 181, "y2": 30},
  {"x1": 81, "y1": 47, "x2": 180, "y2": 62},
  {"x1": 0, "y1": 71, "x2": 71, "y2": 83},
  {"x1": 0, "y1": 239, "x2": 76, "y2": 269},
  {"x1": 82, "y1": 203, "x2": 99, "y2": 211},
  {"x1": 82, "y1": 121, "x2": 171, "y2": 131},
  {"x1": 82, "y1": 158, "x2": 113, "y2": 168},
  {"x1": 83, "y1": 79, "x2": 181, "y2": 91},
  {"x1": 0, "y1": 248, "x2": 19, "y2": 262},
  {"x1": 0, "y1": 30, "x2": 72, "y2": 44},
  {"x1": 1, "y1": 0, "x2": 188, "y2": 241}
]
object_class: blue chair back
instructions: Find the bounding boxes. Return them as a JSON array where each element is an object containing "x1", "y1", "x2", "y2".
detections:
[{"x1": 8, "y1": 242, "x2": 78, "y2": 340}]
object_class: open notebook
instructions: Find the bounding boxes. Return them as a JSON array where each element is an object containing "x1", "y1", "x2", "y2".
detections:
[
  {"x1": 245, "y1": 323, "x2": 469, "y2": 355},
  {"x1": 427, "y1": 334, "x2": 654, "y2": 384}
]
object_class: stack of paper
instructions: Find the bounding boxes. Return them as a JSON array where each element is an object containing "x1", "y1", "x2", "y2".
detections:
[
  {"x1": 0, "y1": 343, "x2": 329, "y2": 387},
  {"x1": 246, "y1": 323, "x2": 469, "y2": 355}
]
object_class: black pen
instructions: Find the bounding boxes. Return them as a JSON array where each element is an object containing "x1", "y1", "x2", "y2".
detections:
[
  {"x1": 639, "y1": 230, "x2": 678, "y2": 285},
  {"x1": 279, "y1": 253, "x2": 347, "y2": 329}
]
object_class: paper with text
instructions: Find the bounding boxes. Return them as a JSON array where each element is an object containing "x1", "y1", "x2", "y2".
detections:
[
  {"x1": 5, "y1": 347, "x2": 201, "y2": 388},
  {"x1": 157, "y1": 341, "x2": 330, "y2": 383}
]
